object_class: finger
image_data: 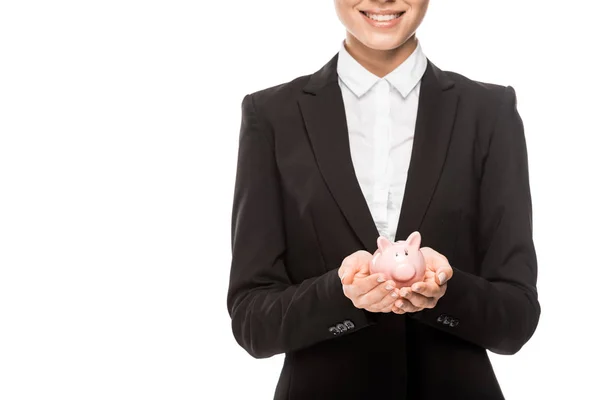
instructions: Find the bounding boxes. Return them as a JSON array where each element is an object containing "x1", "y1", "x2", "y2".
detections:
[
  {"x1": 339, "y1": 251, "x2": 373, "y2": 284},
  {"x1": 435, "y1": 265, "x2": 453, "y2": 286},
  {"x1": 339, "y1": 255, "x2": 361, "y2": 284},
  {"x1": 368, "y1": 287, "x2": 400, "y2": 311},
  {"x1": 394, "y1": 296, "x2": 422, "y2": 313},
  {"x1": 352, "y1": 273, "x2": 388, "y2": 296},
  {"x1": 411, "y1": 281, "x2": 447, "y2": 299},
  {"x1": 396, "y1": 300, "x2": 420, "y2": 313},
  {"x1": 391, "y1": 305, "x2": 406, "y2": 314},
  {"x1": 398, "y1": 287, "x2": 436, "y2": 309},
  {"x1": 357, "y1": 279, "x2": 397, "y2": 308},
  {"x1": 420, "y1": 248, "x2": 453, "y2": 284},
  {"x1": 342, "y1": 274, "x2": 386, "y2": 305}
]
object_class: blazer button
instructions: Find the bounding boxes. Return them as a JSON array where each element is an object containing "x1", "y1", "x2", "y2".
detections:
[
  {"x1": 450, "y1": 318, "x2": 459, "y2": 328},
  {"x1": 436, "y1": 314, "x2": 446, "y2": 323},
  {"x1": 443, "y1": 316, "x2": 451, "y2": 325},
  {"x1": 336, "y1": 323, "x2": 348, "y2": 333},
  {"x1": 343, "y1": 320, "x2": 355, "y2": 329},
  {"x1": 329, "y1": 326, "x2": 341, "y2": 336}
]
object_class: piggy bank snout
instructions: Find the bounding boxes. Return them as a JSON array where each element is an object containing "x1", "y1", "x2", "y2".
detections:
[{"x1": 392, "y1": 262, "x2": 416, "y2": 281}]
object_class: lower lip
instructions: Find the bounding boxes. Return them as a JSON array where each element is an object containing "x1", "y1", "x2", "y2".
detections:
[{"x1": 360, "y1": 12, "x2": 404, "y2": 28}]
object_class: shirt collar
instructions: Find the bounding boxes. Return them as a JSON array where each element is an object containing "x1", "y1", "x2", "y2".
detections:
[{"x1": 337, "y1": 39, "x2": 428, "y2": 99}]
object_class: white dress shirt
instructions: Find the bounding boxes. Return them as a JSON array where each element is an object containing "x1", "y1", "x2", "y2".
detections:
[{"x1": 337, "y1": 40, "x2": 428, "y2": 242}]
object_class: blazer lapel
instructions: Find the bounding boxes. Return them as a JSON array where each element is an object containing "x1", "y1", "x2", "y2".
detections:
[
  {"x1": 298, "y1": 53, "x2": 380, "y2": 254},
  {"x1": 393, "y1": 61, "x2": 459, "y2": 241},
  {"x1": 298, "y1": 53, "x2": 458, "y2": 253}
]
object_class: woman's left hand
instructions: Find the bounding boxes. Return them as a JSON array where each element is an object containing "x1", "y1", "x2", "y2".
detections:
[{"x1": 391, "y1": 247, "x2": 454, "y2": 314}]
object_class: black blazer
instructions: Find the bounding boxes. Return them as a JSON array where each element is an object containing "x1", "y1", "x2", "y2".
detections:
[{"x1": 227, "y1": 51, "x2": 540, "y2": 399}]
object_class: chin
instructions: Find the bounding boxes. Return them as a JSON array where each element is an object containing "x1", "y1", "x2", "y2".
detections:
[
  {"x1": 360, "y1": 36, "x2": 409, "y2": 51},
  {"x1": 364, "y1": 40, "x2": 402, "y2": 51}
]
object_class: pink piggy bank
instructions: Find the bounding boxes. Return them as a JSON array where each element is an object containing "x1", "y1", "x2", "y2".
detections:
[{"x1": 370, "y1": 231, "x2": 426, "y2": 288}]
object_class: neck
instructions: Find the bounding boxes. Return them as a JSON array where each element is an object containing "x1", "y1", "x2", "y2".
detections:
[{"x1": 343, "y1": 34, "x2": 418, "y2": 78}]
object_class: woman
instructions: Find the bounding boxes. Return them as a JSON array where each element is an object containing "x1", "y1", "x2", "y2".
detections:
[{"x1": 226, "y1": 1, "x2": 540, "y2": 399}]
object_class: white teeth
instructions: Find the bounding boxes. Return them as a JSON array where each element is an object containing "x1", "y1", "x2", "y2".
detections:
[{"x1": 365, "y1": 12, "x2": 402, "y2": 22}]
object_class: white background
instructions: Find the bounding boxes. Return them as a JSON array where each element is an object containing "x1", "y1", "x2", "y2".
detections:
[{"x1": 1, "y1": 1, "x2": 598, "y2": 399}]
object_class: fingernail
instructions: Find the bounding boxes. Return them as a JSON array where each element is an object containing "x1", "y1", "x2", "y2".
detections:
[
  {"x1": 391, "y1": 292, "x2": 398, "y2": 298},
  {"x1": 398, "y1": 302, "x2": 405, "y2": 308},
  {"x1": 385, "y1": 284, "x2": 393, "y2": 290},
  {"x1": 400, "y1": 289, "x2": 409, "y2": 297},
  {"x1": 413, "y1": 285, "x2": 421, "y2": 293},
  {"x1": 438, "y1": 272, "x2": 447, "y2": 285},
  {"x1": 377, "y1": 276, "x2": 385, "y2": 283}
]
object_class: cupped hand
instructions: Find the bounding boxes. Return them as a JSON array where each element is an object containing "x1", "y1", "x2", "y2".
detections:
[
  {"x1": 391, "y1": 246, "x2": 454, "y2": 314},
  {"x1": 338, "y1": 250, "x2": 401, "y2": 313}
]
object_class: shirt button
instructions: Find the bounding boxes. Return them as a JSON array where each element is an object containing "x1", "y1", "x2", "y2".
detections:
[{"x1": 329, "y1": 326, "x2": 341, "y2": 336}]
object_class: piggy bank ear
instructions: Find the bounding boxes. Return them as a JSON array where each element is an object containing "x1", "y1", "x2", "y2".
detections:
[
  {"x1": 376, "y1": 236, "x2": 392, "y2": 252},
  {"x1": 405, "y1": 231, "x2": 422, "y2": 249}
]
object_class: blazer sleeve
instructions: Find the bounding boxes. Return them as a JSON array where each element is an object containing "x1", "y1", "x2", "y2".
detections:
[
  {"x1": 226, "y1": 93, "x2": 378, "y2": 359},
  {"x1": 409, "y1": 86, "x2": 541, "y2": 355}
]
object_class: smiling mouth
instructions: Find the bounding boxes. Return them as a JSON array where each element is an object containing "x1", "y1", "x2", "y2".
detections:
[{"x1": 359, "y1": 10, "x2": 406, "y2": 22}]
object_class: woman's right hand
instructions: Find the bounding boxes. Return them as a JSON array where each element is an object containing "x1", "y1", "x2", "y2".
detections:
[{"x1": 338, "y1": 250, "x2": 401, "y2": 313}]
